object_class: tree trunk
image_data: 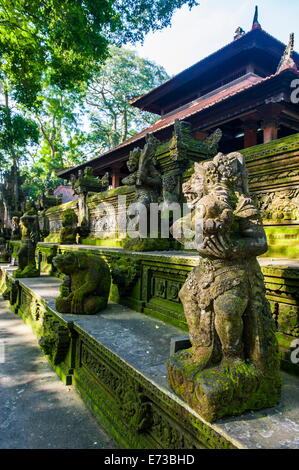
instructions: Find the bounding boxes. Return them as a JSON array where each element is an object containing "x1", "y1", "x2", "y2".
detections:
[{"x1": 121, "y1": 110, "x2": 128, "y2": 142}]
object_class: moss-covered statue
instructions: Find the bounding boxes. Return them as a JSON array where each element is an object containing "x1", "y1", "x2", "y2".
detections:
[
  {"x1": 71, "y1": 167, "x2": 109, "y2": 195},
  {"x1": 14, "y1": 215, "x2": 39, "y2": 278},
  {"x1": 11, "y1": 216, "x2": 21, "y2": 240},
  {"x1": 59, "y1": 209, "x2": 78, "y2": 244},
  {"x1": 0, "y1": 219, "x2": 11, "y2": 262},
  {"x1": 168, "y1": 152, "x2": 281, "y2": 422},
  {"x1": 121, "y1": 133, "x2": 169, "y2": 250},
  {"x1": 23, "y1": 200, "x2": 38, "y2": 216},
  {"x1": 53, "y1": 251, "x2": 111, "y2": 315},
  {"x1": 122, "y1": 133, "x2": 161, "y2": 207}
]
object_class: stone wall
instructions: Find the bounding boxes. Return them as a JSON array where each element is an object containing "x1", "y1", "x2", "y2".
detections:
[
  {"x1": 37, "y1": 244, "x2": 299, "y2": 376},
  {"x1": 0, "y1": 266, "x2": 236, "y2": 449},
  {"x1": 42, "y1": 131, "x2": 299, "y2": 256}
]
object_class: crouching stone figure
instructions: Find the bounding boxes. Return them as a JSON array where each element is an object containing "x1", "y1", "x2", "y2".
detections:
[{"x1": 53, "y1": 251, "x2": 111, "y2": 315}]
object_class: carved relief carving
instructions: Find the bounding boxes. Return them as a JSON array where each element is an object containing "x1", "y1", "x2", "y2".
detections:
[{"x1": 38, "y1": 313, "x2": 70, "y2": 365}]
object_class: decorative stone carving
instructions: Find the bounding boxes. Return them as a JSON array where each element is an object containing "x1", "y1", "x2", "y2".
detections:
[
  {"x1": 0, "y1": 219, "x2": 11, "y2": 262},
  {"x1": 37, "y1": 190, "x2": 62, "y2": 240},
  {"x1": 38, "y1": 313, "x2": 71, "y2": 365},
  {"x1": 254, "y1": 189, "x2": 299, "y2": 222},
  {"x1": 71, "y1": 167, "x2": 109, "y2": 196},
  {"x1": 117, "y1": 380, "x2": 152, "y2": 433},
  {"x1": 11, "y1": 216, "x2": 21, "y2": 240},
  {"x1": 14, "y1": 215, "x2": 39, "y2": 278},
  {"x1": 121, "y1": 133, "x2": 165, "y2": 250},
  {"x1": 70, "y1": 167, "x2": 109, "y2": 239},
  {"x1": 2, "y1": 277, "x2": 19, "y2": 306},
  {"x1": 59, "y1": 209, "x2": 78, "y2": 244},
  {"x1": 122, "y1": 133, "x2": 162, "y2": 207},
  {"x1": 37, "y1": 189, "x2": 62, "y2": 211},
  {"x1": 111, "y1": 257, "x2": 140, "y2": 296},
  {"x1": 53, "y1": 251, "x2": 111, "y2": 315},
  {"x1": 168, "y1": 151, "x2": 281, "y2": 422},
  {"x1": 23, "y1": 200, "x2": 38, "y2": 216}
]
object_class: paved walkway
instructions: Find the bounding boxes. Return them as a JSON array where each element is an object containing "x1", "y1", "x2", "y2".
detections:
[{"x1": 0, "y1": 299, "x2": 116, "y2": 449}]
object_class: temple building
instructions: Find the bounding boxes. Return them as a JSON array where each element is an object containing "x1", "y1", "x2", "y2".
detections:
[
  {"x1": 3, "y1": 7, "x2": 299, "y2": 449},
  {"x1": 59, "y1": 8, "x2": 299, "y2": 188}
]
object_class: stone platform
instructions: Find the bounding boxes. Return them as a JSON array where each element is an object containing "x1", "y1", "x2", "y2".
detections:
[
  {"x1": 37, "y1": 243, "x2": 299, "y2": 375},
  {"x1": 1, "y1": 265, "x2": 299, "y2": 449}
]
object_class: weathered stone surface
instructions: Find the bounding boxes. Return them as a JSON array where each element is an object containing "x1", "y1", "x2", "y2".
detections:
[
  {"x1": 14, "y1": 215, "x2": 39, "y2": 278},
  {"x1": 1, "y1": 268, "x2": 299, "y2": 449},
  {"x1": 0, "y1": 297, "x2": 116, "y2": 449},
  {"x1": 36, "y1": 242, "x2": 299, "y2": 374},
  {"x1": 53, "y1": 250, "x2": 111, "y2": 315},
  {"x1": 59, "y1": 208, "x2": 78, "y2": 244},
  {"x1": 168, "y1": 152, "x2": 281, "y2": 422}
]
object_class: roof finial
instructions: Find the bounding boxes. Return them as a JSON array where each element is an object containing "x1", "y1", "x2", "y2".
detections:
[
  {"x1": 234, "y1": 27, "x2": 245, "y2": 41},
  {"x1": 277, "y1": 33, "x2": 297, "y2": 73},
  {"x1": 252, "y1": 6, "x2": 261, "y2": 30}
]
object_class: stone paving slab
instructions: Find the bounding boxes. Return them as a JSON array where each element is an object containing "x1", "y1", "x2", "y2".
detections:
[
  {"x1": 2, "y1": 269, "x2": 299, "y2": 449},
  {"x1": 0, "y1": 298, "x2": 116, "y2": 449}
]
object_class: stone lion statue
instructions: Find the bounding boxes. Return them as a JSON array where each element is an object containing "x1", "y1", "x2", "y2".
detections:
[{"x1": 53, "y1": 251, "x2": 111, "y2": 315}]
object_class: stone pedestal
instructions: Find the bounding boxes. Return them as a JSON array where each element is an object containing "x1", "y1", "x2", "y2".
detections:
[{"x1": 167, "y1": 348, "x2": 281, "y2": 423}]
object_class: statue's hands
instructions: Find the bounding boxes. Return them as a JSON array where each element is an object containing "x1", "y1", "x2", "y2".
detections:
[
  {"x1": 197, "y1": 233, "x2": 233, "y2": 259},
  {"x1": 71, "y1": 291, "x2": 84, "y2": 314},
  {"x1": 136, "y1": 169, "x2": 143, "y2": 185}
]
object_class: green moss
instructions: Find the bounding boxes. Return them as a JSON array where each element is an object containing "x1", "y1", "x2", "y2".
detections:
[
  {"x1": 80, "y1": 237, "x2": 124, "y2": 247},
  {"x1": 45, "y1": 199, "x2": 77, "y2": 214},
  {"x1": 121, "y1": 237, "x2": 176, "y2": 252},
  {"x1": 14, "y1": 265, "x2": 39, "y2": 278},
  {"x1": 168, "y1": 351, "x2": 281, "y2": 422},
  {"x1": 240, "y1": 132, "x2": 299, "y2": 162},
  {"x1": 44, "y1": 233, "x2": 61, "y2": 243}
]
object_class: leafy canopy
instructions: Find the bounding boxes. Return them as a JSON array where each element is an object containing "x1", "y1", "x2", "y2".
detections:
[
  {"x1": 0, "y1": 0, "x2": 197, "y2": 106},
  {"x1": 86, "y1": 46, "x2": 169, "y2": 150}
]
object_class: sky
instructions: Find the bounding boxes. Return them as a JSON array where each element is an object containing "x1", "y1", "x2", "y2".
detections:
[{"x1": 131, "y1": 0, "x2": 299, "y2": 77}]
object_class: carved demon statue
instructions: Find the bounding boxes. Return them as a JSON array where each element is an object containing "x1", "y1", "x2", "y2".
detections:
[
  {"x1": 14, "y1": 214, "x2": 40, "y2": 278},
  {"x1": 53, "y1": 251, "x2": 111, "y2": 315},
  {"x1": 168, "y1": 152, "x2": 281, "y2": 422},
  {"x1": 122, "y1": 133, "x2": 162, "y2": 207}
]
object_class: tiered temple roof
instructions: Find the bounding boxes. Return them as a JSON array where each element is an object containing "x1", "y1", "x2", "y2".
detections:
[{"x1": 58, "y1": 9, "x2": 299, "y2": 185}]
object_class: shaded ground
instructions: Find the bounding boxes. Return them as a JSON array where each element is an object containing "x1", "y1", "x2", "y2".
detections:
[{"x1": 0, "y1": 299, "x2": 116, "y2": 449}]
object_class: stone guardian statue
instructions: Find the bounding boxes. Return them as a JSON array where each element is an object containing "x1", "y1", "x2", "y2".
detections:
[{"x1": 168, "y1": 152, "x2": 281, "y2": 422}]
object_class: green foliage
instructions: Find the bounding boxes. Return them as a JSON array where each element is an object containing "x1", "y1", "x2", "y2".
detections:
[
  {"x1": 0, "y1": 106, "x2": 38, "y2": 168},
  {"x1": 22, "y1": 47, "x2": 169, "y2": 196},
  {"x1": 0, "y1": 1, "x2": 196, "y2": 198},
  {"x1": 86, "y1": 46, "x2": 169, "y2": 151},
  {"x1": 0, "y1": 0, "x2": 197, "y2": 106}
]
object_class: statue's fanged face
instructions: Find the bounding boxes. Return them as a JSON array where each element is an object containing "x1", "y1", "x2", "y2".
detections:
[{"x1": 183, "y1": 166, "x2": 206, "y2": 205}]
